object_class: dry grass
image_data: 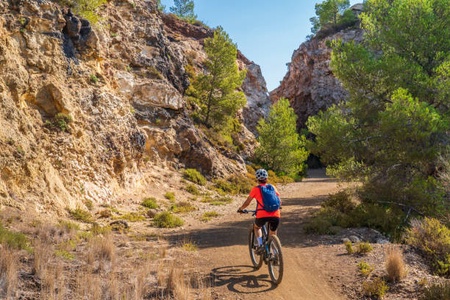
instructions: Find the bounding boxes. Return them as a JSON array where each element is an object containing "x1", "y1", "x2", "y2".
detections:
[
  {"x1": 385, "y1": 246, "x2": 407, "y2": 282},
  {"x1": 87, "y1": 234, "x2": 116, "y2": 273},
  {"x1": 0, "y1": 247, "x2": 18, "y2": 299}
]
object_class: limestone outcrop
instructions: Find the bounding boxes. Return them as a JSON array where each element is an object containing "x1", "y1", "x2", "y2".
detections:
[{"x1": 0, "y1": 0, "x2": 269, "y2": 215}]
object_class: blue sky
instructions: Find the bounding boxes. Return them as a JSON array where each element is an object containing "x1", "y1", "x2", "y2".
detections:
[{"x1": 160, "y1": 0, "x2": 361, "y2": 91}]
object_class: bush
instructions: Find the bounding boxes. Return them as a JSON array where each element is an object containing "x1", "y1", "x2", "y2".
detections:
[
  {"x1": 356, "y1": 242, "x2": 373, "y2": 255},
  {"x1": 322, "y1": 191, "x2": 356, "y2": 214},
  {"x1": 202, "y1": 196, "x2": 233, "y2": 206},
  {"x1": 45, "y1": 113, "x2": 73, "y2": 132},
  {"x1": 68, "y1": 208, "x2": 93, "y2": 223},
  {"x1": 164, "y1": 192, "x2": 175, "y2": 202},
  {"x1": 358, "y1": 261, "x2": 374, "y2": 277},
  {"x1": 344, "y1": 241, "x2": 354, "y2": 254},
  {"x1": 153, "y1": 212, "x2": 184, "y2": 228},
  {"x1": 0, "y1": 223, "x2": 30, "y2": 250},
  {"x1": 200, "y1": 211, "x2": 219, "y2": 222},
  {"x1": 385, "y1": 247, "x2": 407, "y2": 282},
  {"x1": 405, "y1": 217, "x2": 450, "y2": 276},
  {"x1": 213, "y1": 174, "x2": 254, "y2": 195},
  {"x1": 420, "y1": 282, "x2": 450, "y2": 300},
  {"x1": 141, "y1": 197, "x2": 158, "y2": 209},
  {"x1": 362, "y1": 277, "x2": 388, "y2": 299},
  {"x1": 170, "y1": 201, "x2": 197, "y2": 213},
  {"x1": 183, "y1": 169, "x2": 206, "y2": 186},
  {"x1": 185, "y1": 184, "x2": 200, "y2": 195}
]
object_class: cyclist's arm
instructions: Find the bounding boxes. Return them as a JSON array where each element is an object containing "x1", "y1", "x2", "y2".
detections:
[{"x1": 239, "y1": 195, "x2": 253, "y2": 211}]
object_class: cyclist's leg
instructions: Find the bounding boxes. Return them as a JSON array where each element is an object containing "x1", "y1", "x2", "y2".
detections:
[
  {"x1": 267, "y1": 217, "x2": 280, "y2": 236},
  {"x1": 254, "y1": 218, "x2": 266, "y2": 245}
]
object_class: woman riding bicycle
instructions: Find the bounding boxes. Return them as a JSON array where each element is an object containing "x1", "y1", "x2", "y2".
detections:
[{"x1": 238, "y1": 169, "x2": 281, "y2": 254}]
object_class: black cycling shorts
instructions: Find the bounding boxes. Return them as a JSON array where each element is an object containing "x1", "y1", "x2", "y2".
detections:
[{"x1": 255, "y1": 217, "x2": 280, "y2": 231}]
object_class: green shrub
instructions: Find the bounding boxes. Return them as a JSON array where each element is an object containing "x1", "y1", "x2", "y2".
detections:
[
  {"x1": 304, "y1": 207, "x2": 344, "y2": 235},
  {"x1": 59, "y1": 0, "x2": 107, "y2": 24},
  {"x1": 0, "y1": 223, "x2": 30, "y2": 250},
  {"x1": 119, "y1": 212, "x2": 146, "y2": 222},
  {"x1": 185, "y1": 184, "x2": 200, "y2": 195},
  {"x1": 45, "y1": 113, "x2": 73, "y2": 132},
  {"x1": 200, "y1": 211, "x2": 219, "y2": 222},
  {"x1": 68, "y1": 208, "x2": 93, "y2": 223},
  {"x1": 183, "y1": 168, "x2": 206, "y2": 185},
  {"x1": 170, "y1": 201, "x2": 197, "y2": 213},
  {"x1": 358, "y1": 261, "x2": 374, "y2": 277},
  {"x1": 420, "y1": 282, "x2": 450, "y2": 300},
  {"x1": 362, "y1": 277, "x2": 388, "y2": 299},
  {"x1": 356, "y1": 242, "x2": 373, "y2": 255},
  {"x1": 153, "y1": 212, "x2": 184, "y2": 228},
  {"x1": 213, "y1": 174, "x2": 254, "y2": 195},
  {"x1": 164, "y1": 192, "x2": 175, "y2": 202},
  {"x1": 345, "y1": 240, "x2": 354, "y2": 254},
  {"x1": 405, "y1": 217, "x2": 450, "y2": 276},
  {"x1": 322, "y1": 191, "x2": 356, "y2": 214},
  {"x1": 141, "y1": 197, "x2": 159, "y2": 209}
]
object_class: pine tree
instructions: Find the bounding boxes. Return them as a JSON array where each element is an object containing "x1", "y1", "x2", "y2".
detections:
[
  {"x1": 255, "y1": 98, "x2": 309, "y2": 178},
  {"x1": 188, "y1": 26, "x2": 246, "y2": 129},
  {"x1": 169, "y1": 0, "x2": 196, "y2": 22},
  {"x1": 307, "y1": 0, "x2": 450, "y2": 217}
]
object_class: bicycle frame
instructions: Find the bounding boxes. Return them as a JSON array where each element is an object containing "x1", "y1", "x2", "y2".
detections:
[{"x1": 239, "y1": 209, "x2": 284, "y2": 285}]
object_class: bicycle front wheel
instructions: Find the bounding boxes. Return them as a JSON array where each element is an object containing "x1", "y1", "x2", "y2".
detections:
[
  {"x1": 248, "y1": 225, "x2": 263, "y2": 270},
  {"x1": 268, "y1": 235, "x2": 284, "y2": 285}
]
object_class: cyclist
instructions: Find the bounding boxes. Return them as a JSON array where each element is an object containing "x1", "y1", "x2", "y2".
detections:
[{"x1": 238, "y1": 168, "x2": 281, "y2": 254}]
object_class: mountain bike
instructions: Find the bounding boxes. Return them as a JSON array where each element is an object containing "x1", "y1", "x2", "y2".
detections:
[{"x1": 238, "y1": 209, "x2": 284, "y2": 285}]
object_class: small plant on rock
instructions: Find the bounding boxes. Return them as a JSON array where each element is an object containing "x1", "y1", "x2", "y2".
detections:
[
  {"x1": 183, "y1": 168, "x2": 206, "y2": 186},
  {"x1": 358, "y1": 261, "x2": 374, "y2": 277},
  {"x1": 141, "y1": 197, "x2": 158, "y2": 209}
]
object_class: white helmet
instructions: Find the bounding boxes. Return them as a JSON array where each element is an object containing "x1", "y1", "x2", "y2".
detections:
[{"x1": 255, "y1": 169, "x2": 268, "y2": 181}]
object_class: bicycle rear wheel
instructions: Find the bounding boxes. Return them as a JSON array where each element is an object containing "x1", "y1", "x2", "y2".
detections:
[
  {"x1": 248, "y1": 225, "x2": 263, "y2": 270},
  {"x1": 268, "y1": 235, "x2": 284, "y2": 285}
]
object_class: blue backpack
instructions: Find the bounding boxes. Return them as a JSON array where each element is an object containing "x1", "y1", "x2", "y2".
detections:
[{"x1": 258, "y1": 184, "x2": 281, "y2": 212}]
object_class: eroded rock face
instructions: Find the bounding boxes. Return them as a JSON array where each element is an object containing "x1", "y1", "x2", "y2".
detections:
[
  {"x1": 270, "y1": 28, "x2": 364, "y2": 130},
  {"x1": 0, "y1": 0, "x2": 266, "y2": 215}
]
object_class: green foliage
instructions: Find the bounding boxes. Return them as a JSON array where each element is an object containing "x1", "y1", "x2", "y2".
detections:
[
  {"x1": 170, "y1": 201, "x2": 197, "y2": 213},
  {"x1": 405, "y1": 218, "x2": 450, "y2": 276},
  {"x1": 119, "y1": 212, "x2": 146, "y2": 222},
  {"x1": 358, "y1": 261, "x2": 374, "y2": 277},
  {"x1": 156, "y1": 0, "x2": 165, "y2": 12},
  {"x1": 45, "y1": 113, "x2": 73, "y2": 132},
  {"x1": 153, "y1": 212, "x2": 184, "y2": 228},
  {"x1": 255, "y1": 98, "x2": 309, "y2": 178},
  {"x1": 213, "y1": 174, "x2": 254, "y2": 195},
  {"x1": 68, "y1": 207, "x2": 93, "y2": 223},
  {"x1": 308, "y1": 0, "x2": 450, "y2": 220},
  {"x1": 202, "y1": 196, "x2": 233, "y2": 206},
  {"x1": 169, "y1": 0, "x2": 196, "y2": 22},
  {"x1": 344, "y1": 241, "x2": 354, "y2": 254},
  {"x1": 164, "y1": 192, "x2": 175, "y2": 202},
  {"x1": 322, "y1": 191, "x2": 356, "y2": 214},
  {"x1": 59, "y1": 0, "x2": 107, "y2": 24},
  {"x1": 356, "y1": 242, "x2": 373, "y2": 255},
  {"x1": 420, "y1": 282, "x2": 450, "y2": 300},
  {"x1": 141, "y1": 197, "x2": 159, "y2": 209},
  {"x1": 0, "y1": 223, "x2": 30, "y2": 250},
  {"x1": 185, "y1": 183, "x2": 200, "y2": 195},
  {"x1": 362, "y1": 277, "x2": 388, "y2": 299},
  {"x1": 200, "y1": 211, "x2": 219, "y2": 222},
  {"x1": 187, "y1": 26, "x2": 246, "y2": 129},
  {"x1": 310, "y1": 0, "x2": 357, "y2": 35},
  {"x1": 183, "y1": 168, "x2": 206, "y2": 186}
]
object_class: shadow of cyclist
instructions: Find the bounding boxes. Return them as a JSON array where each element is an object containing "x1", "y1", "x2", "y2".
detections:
[{"x1": 210, "y1": 265, "x2": 278, "y2": 294}]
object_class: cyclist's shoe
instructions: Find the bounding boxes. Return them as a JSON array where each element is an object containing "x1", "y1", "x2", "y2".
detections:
[{"x1": 255, "y1": 245, "x2": 265, "y2": 255}]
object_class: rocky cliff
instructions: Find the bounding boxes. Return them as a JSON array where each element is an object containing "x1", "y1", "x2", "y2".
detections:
[
  {"x1": 0, "y1": 0, "x2": 269, "y2": 216},
  {"x1": 270, "y1": 27, "x2": 363, "y2": 130}
]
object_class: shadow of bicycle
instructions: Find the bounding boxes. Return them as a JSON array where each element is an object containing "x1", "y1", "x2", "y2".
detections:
[{"x1": 210, "y1": 265, "x2": 278, "y2": 294}]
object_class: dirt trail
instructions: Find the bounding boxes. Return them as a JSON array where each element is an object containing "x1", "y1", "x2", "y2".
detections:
[{"x1": 174, "y1": 169, "x2": 348, "y2": 300}]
